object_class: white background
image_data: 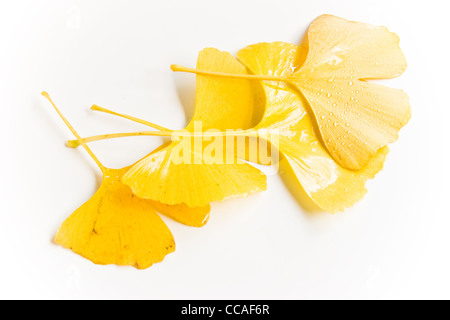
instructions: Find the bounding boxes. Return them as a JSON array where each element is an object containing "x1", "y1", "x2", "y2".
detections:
[{"x1": 0, "y1": 0, "x2": 449, "y2": 300}]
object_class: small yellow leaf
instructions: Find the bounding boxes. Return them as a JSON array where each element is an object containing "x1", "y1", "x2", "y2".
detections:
[
  {"x1": 55, "y1": 167, "x2": 175, "y2": 269},
  {"x1": 123, "y1": 142, "x2": 266, "y2": 207}
]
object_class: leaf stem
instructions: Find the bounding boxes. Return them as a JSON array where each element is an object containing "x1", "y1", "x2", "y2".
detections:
[
  {"x1": 67, "y1": 129, "x2": 258, "y2": 148},
  {"x1": 90, "y1": 104, "x2": 171, "y2": 132},
  {"x1": 170, "y1": 64, "x2": 286, "y2": 82},
  {"x1": 41, "y1": 92, "x2": 107, "y2": 173}
]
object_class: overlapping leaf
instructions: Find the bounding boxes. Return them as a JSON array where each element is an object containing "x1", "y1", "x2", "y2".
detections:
[
  {"x1": 43, "y1": 93, "x2": 209, "y2": 269},
  {"x1": 170, "y1": 15, "x2": 410, "y2": 171},
  {"x1": 121, "y1": 48, "x2": 267, "y2": 208},
  {"x1": 44, "y1": 14, "x2": 411, "y2": 270}
]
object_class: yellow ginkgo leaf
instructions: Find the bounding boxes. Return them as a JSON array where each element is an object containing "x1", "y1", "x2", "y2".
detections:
[
  {"x1": 172, "y1": 14, "x2": 411, "y2": 171},
  {"x1": 54, "y1": 167, "x2": 175, "y2": 269},
  {"x1": 237, "y1": 42, "x2": 389, "y2": 212},
  {"x1": 289, "y1": 14, "x2": 410, "y2": 170},
  {"x1": 42, "y1": 92, "x2": 209, "y2": 269},
  {"x1": 120, "y1": 48, "x2": 267, "y2": 207}
]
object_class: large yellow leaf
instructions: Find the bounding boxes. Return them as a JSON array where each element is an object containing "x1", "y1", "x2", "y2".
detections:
[
  {"x1": 289, "y1": 14, "x2": 410, "y2": 170},
  {"x1": 122, "y1": 48, "x2": 267, "y2": 207},
  {"x1": 237, "y1": 42, "x2": 388, "y2": 212}
]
